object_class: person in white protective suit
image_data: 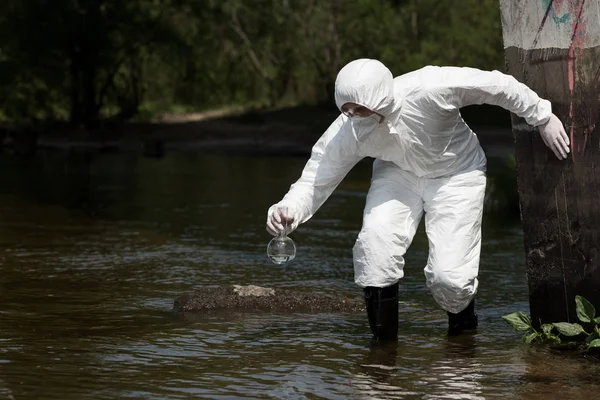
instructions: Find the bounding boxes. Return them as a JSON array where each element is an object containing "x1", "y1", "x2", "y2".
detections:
[{"x1": 266, "y1": 59, "x2": 570, "y2": 340}]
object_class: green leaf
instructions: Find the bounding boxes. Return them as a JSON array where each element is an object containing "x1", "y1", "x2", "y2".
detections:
[
  {"x1": 588, "y1": 339, "x2": 600, "y2": 348},
  {"x1": 594, "y1": 316, "x2": 600, "y2": 325},
  {"x1": 503, "y1": 312, "x2": 533, "y2": 332},
  {"x1": 553, "y1": 322, "x2": 586, "y2": 336},
  {"x1": 545, "y1": 334, "x2": 561, "y2": 344},
  {"x1": 523, "y1": 331, "x2": 538, "y2": 344},
  {"x1": 541, "y1": 324, "x2": 554, "y2": 335},
  {"x1": 586, "y1": 331, "x2": 600, "y2": 343},
  {"x1": 575, "y1": 296, "x2": 596, "y2": 323}
]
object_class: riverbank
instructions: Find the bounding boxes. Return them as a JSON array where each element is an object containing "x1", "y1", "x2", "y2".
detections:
[{"x1": 1, "y1": 105, "x2": 515, "y2": 158}]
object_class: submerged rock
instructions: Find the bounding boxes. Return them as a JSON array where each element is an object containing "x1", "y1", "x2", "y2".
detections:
[{"x1": 173, "y1": 285, "x2": 364, "y2": 313}]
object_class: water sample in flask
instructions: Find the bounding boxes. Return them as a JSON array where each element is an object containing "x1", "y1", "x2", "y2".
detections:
[{"x1": 267, "y1": 207, "x2": 296, "y2": 264}]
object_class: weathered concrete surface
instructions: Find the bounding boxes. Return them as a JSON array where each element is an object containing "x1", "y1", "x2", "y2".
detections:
[
  {"x1": 173, "y1": 285, "x2": 364, "y2": 313},
  {"x1": 500, "y1": 0, "x2": 600, "y2": 325}
]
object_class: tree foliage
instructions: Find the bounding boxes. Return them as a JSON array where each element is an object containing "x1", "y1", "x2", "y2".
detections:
[{"x1": 0, "y1": 0, "x2": 505, "y2": 126}]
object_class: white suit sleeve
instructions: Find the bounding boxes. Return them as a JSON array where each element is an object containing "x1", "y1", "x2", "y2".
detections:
[
  {"x1": 276, "y1": 115, "x2": 362, "y2": 229},
  {"x1": 428, "y1": 66, "x2": 552, "y2": 126}
]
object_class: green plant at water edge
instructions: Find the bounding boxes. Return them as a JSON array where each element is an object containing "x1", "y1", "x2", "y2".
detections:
[{"x1": 503, "y1": 295, "x2": 600, "y2": 350}]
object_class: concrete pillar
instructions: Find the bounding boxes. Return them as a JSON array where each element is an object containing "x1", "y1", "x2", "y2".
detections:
[{"x1": 499, "y1": 0, "x2": 600, "y2": 325}]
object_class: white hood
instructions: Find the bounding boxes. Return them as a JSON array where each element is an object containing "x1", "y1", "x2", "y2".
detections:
[{"x1": 334, "y1": 59, "x2": 396, "y2": 117}]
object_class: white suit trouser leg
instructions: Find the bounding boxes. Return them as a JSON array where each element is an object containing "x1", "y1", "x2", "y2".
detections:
[{"x1": 353, "y1": 161, "x2": 486, "y2": 314}]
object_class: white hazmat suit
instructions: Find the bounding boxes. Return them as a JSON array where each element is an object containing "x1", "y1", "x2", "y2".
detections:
[{"x1": 266, "y1": 59, "x2": 568, "y2": 318}]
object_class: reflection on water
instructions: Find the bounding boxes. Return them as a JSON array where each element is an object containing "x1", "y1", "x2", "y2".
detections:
[{"x1": 0, "y1": 151, "x2": 598, "y2": 399}]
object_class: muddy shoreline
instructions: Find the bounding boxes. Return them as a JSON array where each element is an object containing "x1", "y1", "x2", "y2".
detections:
[{"x1": 0, "y1": 105, "x2": 515, "y2": 158}]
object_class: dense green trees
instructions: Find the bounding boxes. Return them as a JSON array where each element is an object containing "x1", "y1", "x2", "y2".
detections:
[{"x1": 0, "y1": 0, "x2": 504, "y2": 126}]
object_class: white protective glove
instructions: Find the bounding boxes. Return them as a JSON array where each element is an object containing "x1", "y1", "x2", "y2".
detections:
[
  {"x1": 266, "y1": 204, "x2": 296, "y2": 236},
  {"x1": 538, "y1": 113, "x2": 570, "y2": 160}
]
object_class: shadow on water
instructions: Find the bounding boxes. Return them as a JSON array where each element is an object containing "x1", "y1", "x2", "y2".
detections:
[{"x1": 0, "y1": 150, "x2": 598, "y2": 399}]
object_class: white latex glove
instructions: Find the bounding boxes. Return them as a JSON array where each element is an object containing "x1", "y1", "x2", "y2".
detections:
[
  {"x1": 266, "y1": 204, "x2": 295, "y2": 236},
  {"x1": 538, "y1": 113, "x2": 570, "y2": 160}
]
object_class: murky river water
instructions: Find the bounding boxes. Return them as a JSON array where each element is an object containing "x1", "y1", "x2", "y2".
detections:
[{"x1": 0, "y1": 151, "x2": 597, "y2": 399}]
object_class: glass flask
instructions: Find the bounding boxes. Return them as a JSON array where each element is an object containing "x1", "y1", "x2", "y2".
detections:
[{"x1": 267, "y1": 207, "x2": 296, "y2": 264}]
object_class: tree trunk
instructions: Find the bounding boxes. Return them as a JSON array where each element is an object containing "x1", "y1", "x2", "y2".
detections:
[
  {"x1": 67, "y1": 0, "x2": 106, "y2": 127},
  {"x1": 69, "y1": 43, "x2": 83, "y2": 125},
  {"x1": 499, "y1": 0, "x2": 600, "y2": 326}
]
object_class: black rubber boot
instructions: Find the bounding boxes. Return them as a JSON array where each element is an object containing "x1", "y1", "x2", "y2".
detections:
[
  {"x1": 447, "y1": 299, "x2": 478, "y2": 336},
  {"x1": 364, "y1": 282, "x2": 399, "y2": 341}
]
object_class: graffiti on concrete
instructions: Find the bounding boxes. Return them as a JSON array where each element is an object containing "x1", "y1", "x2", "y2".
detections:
[
  {"x1": 499, "y1": 0, "x2": 600, "y2": 50},
  {"x1": 546, "y1": 0, "x2": 588, "y2": 158}
]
